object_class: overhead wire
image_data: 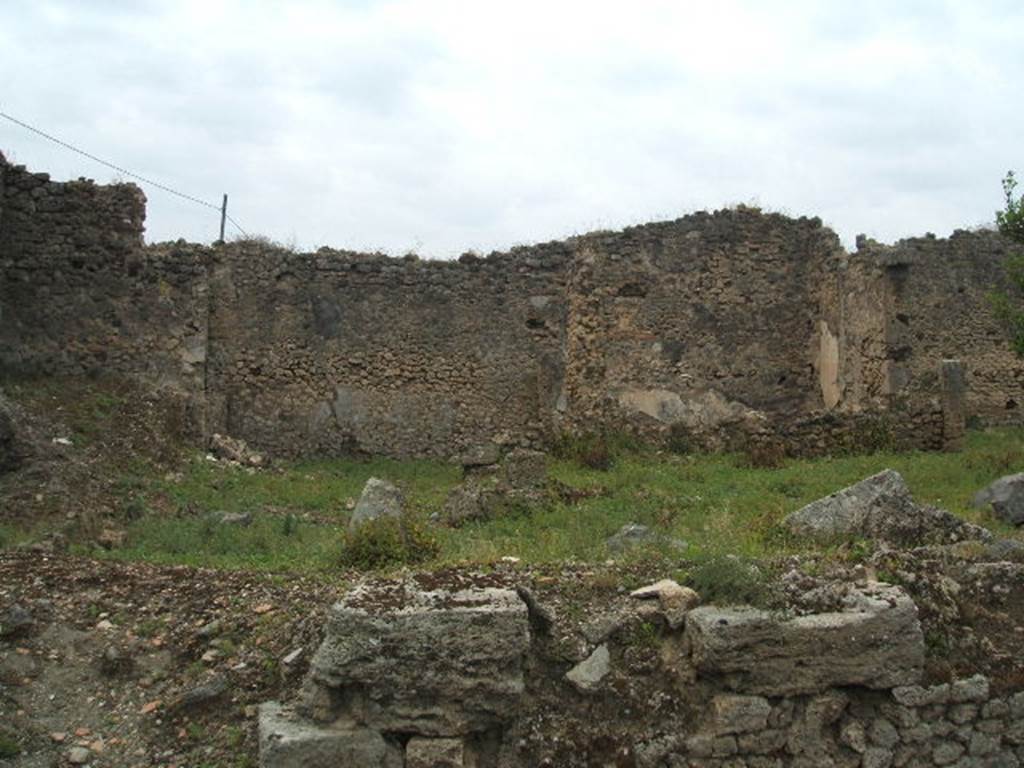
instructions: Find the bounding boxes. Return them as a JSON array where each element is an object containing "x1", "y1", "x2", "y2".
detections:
[{"x1": 0, "y1": 109, "x2": 248, "y2": 237}]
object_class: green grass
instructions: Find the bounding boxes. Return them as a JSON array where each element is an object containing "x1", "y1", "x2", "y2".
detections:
[{"x1": 19, "y1": 427, "x2": 1024, "y2": 573}]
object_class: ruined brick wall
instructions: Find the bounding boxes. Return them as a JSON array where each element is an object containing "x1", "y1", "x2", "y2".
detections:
[
  {"x1": 0, "y1": 154, "x2": 211, "y2": 416},
  {"x1": 560, "y1": 210, "x2": 845, "y2": 448},
  {"x1": 1, "y1": 153, "x2": 1020, "y2": 458},
  {"x1": 852, "y1": 231, "x2": 1024, "y2": 425},
  {"x1": 202, "y1": 243, "x2": 570, "y2": 458}
]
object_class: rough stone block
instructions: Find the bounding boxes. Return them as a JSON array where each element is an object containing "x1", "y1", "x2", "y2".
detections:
[
  {"x1": 783, "y1": 469, "x2": 990, "y2": 546},
  {"x1": 406, "y1": 737, "x2": 465, "y2": 768},
  {"x1": 302, "y1": 581, "x2": 529, "y2": 735},
  {"x1": 258, "y1": 702, "x2": 400, "y2": 768},
  {"x1": 710, "y1": 694, "x2": 771, "y2": 734},
  {"x1": 348, "y1": 477, "x2": 404, "y2": 532},
  {"x1": 685, "y1": 583, "x2": 924, "y2": 695}
]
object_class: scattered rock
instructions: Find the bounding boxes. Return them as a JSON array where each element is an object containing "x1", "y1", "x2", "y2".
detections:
[
  {"x1": 68, "y1": 746, "x2": 92, "y2": 765},
  {"x1": 195, "y1": 619, "x2": 223, "y2": 639},
  {"x1": 171, "y1": 676, "x2": 229, "y2": 712},
  {"x1": 140, "y1": 699, "x2": 161, "y2": 715},
  {"x1": 973, "y1": 473, "x2": 1024, "y2": 525},
  {"x1": 630, "y1": 579, "x2": 700, "y2": 629},
  {"x1": 348, "y1": 478, "x2": 404, "y2": 532},
  {"x1": 219, "y1": 511, "x2": 253, "y2": 526},
  {"x1": 566, "y1": 643, "x2": 611, "y2": 693},
  {"x1": 442, "y1": 450, "x2": 550, "y2": 527},
  {"x1": 0, "y1": 603, "x2": 33, "y2": 638},
  {"x1": 607, "y1": 523, "x2": 655, "y2": 553},
  {"x1": 98, "y1": 644, "x2": 133, "y2": 676},
  {"x1": 606, "y1": 523, "x2": 687, "y2": 554},
  {"x1": 209, "y1": 433, "x2": 263, "y2": 467},
  {"x1": 982, "y1": 538, "x2": 1024, "y2": 561},
  {"x1": 783, "y1": 469, "x2": 991, "y2": 546}
]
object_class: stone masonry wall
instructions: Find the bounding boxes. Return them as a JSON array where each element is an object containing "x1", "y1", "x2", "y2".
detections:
[
  {"x1": 0, "y1": 154, "x2": 210, "y2": 414},
  {"x1": 560, "y1": 210, "x2": 845, "y2": 448},
  {"x1": 852, "y1": 232, "x2": 1024, "y2": 425},
  {"x1": 203, "y1": 242, "x2": 570, "y2": 458},
  {"x1": 1, "y1": 152, "x2": 1020, "y2": 458}
]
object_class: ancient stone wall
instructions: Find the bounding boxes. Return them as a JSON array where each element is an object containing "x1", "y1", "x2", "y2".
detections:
[
  {"x1": 0, "y1": 155, "x2": 210, "y2": 417},
  {"x1": 1, "y1": 153, "x2": 1021, "y2": 458},
  {"x1": 260, "y1": 577, "x2": 1024, "y2": 768},
  {"x1": 850, "y1": 232, "x2": 1024, "y2": 425},
  {"x1": 203, "y1": 242, "x2": 570, "y2": 458},
  {"x1": 560, "y1": 210, "x2": 845, "y2": 447}
]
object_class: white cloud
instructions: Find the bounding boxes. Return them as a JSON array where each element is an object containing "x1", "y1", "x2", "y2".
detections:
[{"x1": 1, "y1": 0, "x2": 1022, "y2": 255}]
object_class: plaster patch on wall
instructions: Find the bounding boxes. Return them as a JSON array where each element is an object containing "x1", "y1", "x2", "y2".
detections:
[
  {"x1": 818, "y1": 319, "x2": 841, "y2": 410},
  {"x1": 617, "y1": 388, "x2": 761, "y2": 431}
]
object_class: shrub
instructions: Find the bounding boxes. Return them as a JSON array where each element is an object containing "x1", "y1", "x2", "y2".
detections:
[
  {"x1": 740, "y1": 441, "x2": 786, "y2": 469},
  {"x1": 684, "y1": 555, "x2": 769, "y2": 606},
  {"x1": 550, "y1": 431, "x2": 633, "y2": 471},
  {"x1": 338, "y1": 514, "x2": 440, "y2": 569},
  {"x1": 666, "y1": 423, "x2": 694, "y2": 455}
]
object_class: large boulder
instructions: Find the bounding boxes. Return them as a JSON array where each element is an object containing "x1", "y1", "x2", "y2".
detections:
[
  {"x1": 685, "y1": 582, "x2": 924, "y2": 696},
  {"x1": 782, "y1": 469, "x2": 990, "y2": 546},
  {"x1": 973, "y1": 473, "x2": 1024, "y2": 526},
  {"x1": 348, "y1": 478, "x2": 404, "y2": 532},
  {"x1": 300, "y1": 580, "x2": 530, "y2": 736}
]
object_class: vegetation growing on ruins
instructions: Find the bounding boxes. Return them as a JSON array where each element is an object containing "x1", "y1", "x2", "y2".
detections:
[
  {"x1": 992, "y1": 170, "x2": 1024, "y2": 355},
  {"x1": 65, "y1": 427, "x2": 1024, "y2": 573}
]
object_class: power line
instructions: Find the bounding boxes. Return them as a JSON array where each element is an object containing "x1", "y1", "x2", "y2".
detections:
[{"x1": 0, "y1": 109, "x2": 247, "y2": 237}]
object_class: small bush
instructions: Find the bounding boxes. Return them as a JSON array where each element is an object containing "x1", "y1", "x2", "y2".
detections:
[
  {"x1": 666, "y1": 423, "x2": 694, "y2": 455},
  {"x1": 0, "y1": 733, "x2": 20, "y2": 759},
  {"x1": 550, "y1": 431, "x2": 633, "y2": 471},
  {"x1": 740, "y1": 441, "x2": 786, "y2": 469},
  {"x1": 338, "y1": 514, "x2": 439, "y2": 569},
  {"x1": 684, "y1": 555, "x2": 769, "y2": 606}
]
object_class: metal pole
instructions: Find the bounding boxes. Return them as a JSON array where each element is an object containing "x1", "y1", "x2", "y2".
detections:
[{"x1": 219, "y1": 193, "x2": 228, "y2": 243}]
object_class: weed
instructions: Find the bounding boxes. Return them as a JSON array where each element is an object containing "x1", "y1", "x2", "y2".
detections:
[
  {"x1": 224, "y1": 726, "x2": 245, "y2": 748},
  {"x1": 280, "y1": 513, "x2": 298, "y2": 537},
  {"x1": 741, "y1": 441, "x2": 786, "y2": 469},
  {"x1": 627, "y1": 620, "x2": 661, "y2": 649},
  {"x1": 685, "y1": 555, "x2": 769, "y2": 606},
  {"x1": 338, "y1": 514, "x2": 440, "y2": 569},
  {"x1": 666, "y1": 423, "x2": 695, "y2": 455},
  {"x1": 0, "y1": 734, "x2": 20, "y2": 758}
]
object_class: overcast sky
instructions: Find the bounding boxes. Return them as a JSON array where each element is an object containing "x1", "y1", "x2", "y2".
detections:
[{"x1": 2, "y1": 1, "x2": 1022, "y2": 257}]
